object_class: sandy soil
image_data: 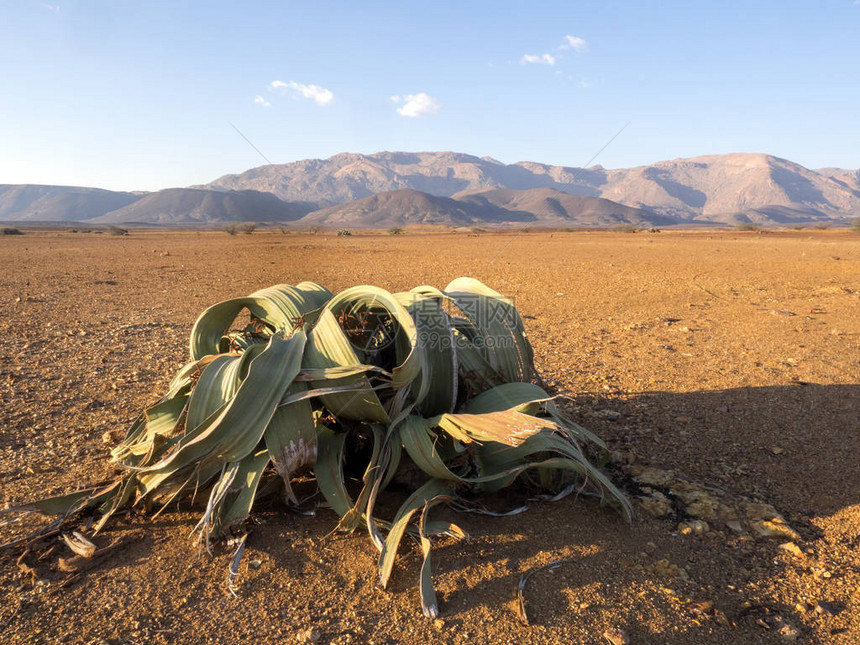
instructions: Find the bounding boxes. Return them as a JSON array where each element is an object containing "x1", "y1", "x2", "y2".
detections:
[{"x1": 0, "y1": 229, "x2": 858, "y2": 644}]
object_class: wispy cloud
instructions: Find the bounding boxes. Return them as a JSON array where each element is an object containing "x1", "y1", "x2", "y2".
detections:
[
  {"x1": 391, "y1": 93, "x2": 440, "y2": 117},
  {"x1": 521, "y1": 53, "x2": 556, "y2": 66},
  {"x1": 579, "y1": 78, "x2": 594, "y2": 88},
  {"x1": 561, "y1": 35, "x2": 588, "y2": 52},
  {"x1": 41, "y1": 3, "x2": 61, "y2": 13},
  {"x1": 268, "y1": 80, "x2": 334, "y2": 106},
  {"x1": 253, "y1": 95, "x2": 271, "y2": 108}
]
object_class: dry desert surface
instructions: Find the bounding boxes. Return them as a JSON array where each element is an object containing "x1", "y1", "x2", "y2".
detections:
[{"x1": 1, "y1": 229, "x2": 858, "y2": 644}]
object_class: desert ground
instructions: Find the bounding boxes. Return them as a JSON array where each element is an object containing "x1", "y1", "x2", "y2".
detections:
[{"x1": 0, "y1": 228, "x2": 858, "y2": 644}]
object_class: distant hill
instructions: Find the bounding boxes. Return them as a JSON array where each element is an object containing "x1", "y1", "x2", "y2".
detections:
[
  {"x1": 0, "y1": 184, "x2": 142, "y2": 222},
  {"x1": 206, "y1": 152, "x2": 507, "y2": 205},
  {"x1": 91, "y1": 188, "x2": 315, "y2": 225},
  {"x1": 295, "y1": 189, "x2": 528, "y2": 228},
  {"x1": 452, "y1": 187, "x2": 674, "y2": 227},
  {"x1": 294, "y1": 187, "x2": 670, "y2": 229},
  {"x1": 693, "y1": 205, "x2": 836, "y2": 227},
  {"x1": 208, "y1": 151, "x2": 860, "y2": 225},
  {"x1": 6, "y1": 151, "x2": 860, "y2": 227},
  {"x1": 816, "y1": 168, "x2": 860, "y2": 196},
  {"x1": 595, "y1": 154, "x2": 860, "y2": 221}
]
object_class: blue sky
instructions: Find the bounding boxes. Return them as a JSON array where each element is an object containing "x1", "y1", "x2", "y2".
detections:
[{"x1": 1, "y1": 0, "x2": 859, "y2": 191}]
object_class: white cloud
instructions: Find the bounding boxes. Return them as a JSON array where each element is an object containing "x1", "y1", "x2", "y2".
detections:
[
  {"x1": 521, "y1": 53, "x2": 556, "y2": 66},
  {"x1": 389, "y1": 95, "x2": 402, "y2": 104},
  {"x1": 253, "y1": 95, "x2": 271, "y2": 107},
  {"x1": 394, "y1": 92, "x2": 440, "y2": 117},
  {"x1": 579, "y1": 78, "x2": 594, "y2": 88},
  {"x1": 268, "y1": 80, "x2": 334, "y2": 106},
  {"x1": 561, "y1": 35, "x2": 588, "y2": 52}
]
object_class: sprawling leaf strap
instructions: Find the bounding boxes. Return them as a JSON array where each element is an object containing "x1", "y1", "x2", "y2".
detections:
[{"x1": 3, "y1": 279, "x2": 629, "y2": 616}]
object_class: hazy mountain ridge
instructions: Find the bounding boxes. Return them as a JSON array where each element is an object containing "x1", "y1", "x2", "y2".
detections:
[
  {"x1": 0, "y1": 184, "x2": 143, "y2": 222},
  {"x1": 4, "y1": 152, "x2": 859, "y2": 227},
  {"x1": 452, "y1": 187, "x2": 676, "y2": 227},
  {"x1": 91, "y1": 188, "x2": 314, "y2": 225},
  {"x1": 295, "y1": 187, "x2": 665, "y2": 228},
  {"x1": 296, "y1": 189, "x2": 514, "y2": 228},
  {"x1": 816, "y1": 168, "x2": 860, "y2": 196},
  {"x1": 208, "y1": 152, "x2": 860, "y2": 224}
]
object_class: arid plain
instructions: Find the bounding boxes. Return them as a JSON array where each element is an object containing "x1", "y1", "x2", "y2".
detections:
[{"x1": 1, "y1": 229, "x2": 858, "y2": 644}]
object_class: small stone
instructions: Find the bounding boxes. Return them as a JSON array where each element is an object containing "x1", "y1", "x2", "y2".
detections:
[
  {"x1": 598, "y1": 409, "x2": 621, "y2": 421},
  {"x1": 603, "y1": 627, "x2": 629, "y2": 645},
  {"x1": 684, "y1": 497, "x2": 730, "y2": 522},
  {"x1": 814, "y1": 600, "x2": 841, "y2": 616},
  {"x1": 433, "y1": 619, "x2": 445, "y2": 630},
  {"x1": 675, "y1": 416, "x2": 691, "y2": 424},
  {"x1": 771, "y1": 446, "x2": 784, "y2": 455},
  {"x1": 101, "y1": 430, "x2": 117, "y2": 444},
  {"x1": 778, "y1": 623, "x2": 800, "y2": 641},
  {"x1": 690, "y1": 600, "x2": 714, "y2": 615},
  {"x1": 296, "y1": 628, "x2": 321, "y2": 643},
  {"x1": 751, "y1": 518, "x2": 801, "y2": 542},
  {"x1": 610, "y1": 450, "x2": 636, "y2": 465},
  {"x1": 249, "y1": 559, "x2": 262, "y2": 570},
  {"x1": 630, "y1": 466, "x2": 675, "y2": 487},
  {"x1": 640, "y1": 491, "x2": 672, "y2": 517},
  {"x1": 678, "y1": 519, "x2": 710, "y2": 536},
  {"x1": 778, "y1": 542, "x2": 804, "y2": 559},
  {"x1": 812, "y1": 567, "x2": 832, "y2": 580},
  {"x1": 743, "y1": 502, "x2": 780, "y2": 521}
]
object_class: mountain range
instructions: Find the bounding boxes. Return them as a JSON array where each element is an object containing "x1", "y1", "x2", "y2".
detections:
[
  {"x1": 89, "y1": 188, "x2": 314, "y2": 225},
  {"x1": 0, "y1": 185, "x2": 141, "y2": 222},
  {"x1": 2, "y1": 152, "x2": 859, "y2": 228}
]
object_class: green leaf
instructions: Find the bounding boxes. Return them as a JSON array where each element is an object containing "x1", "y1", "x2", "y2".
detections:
[
  {"x1": 462, "y1": 382, "x2": 551, "y2": 415},
  {"x1": 314, "y1": 425, "x2": 352, "y2": 518},
  {"x1": 445, "y1": 277, "x2": 534, "y2": 384},
  {"x1": 215, "y1": 448, "x2": 271, "y2": 536},
  {"x1": 398, "y1": 288, "x2": 457, "y2": 416},
  {"x1": 140, "y1": 331, "x2": 306, "y2": 480},
  {"x1": 265, "y1": 382, "x2": 318, "y2": 504},
  {"x1": 189, "y1": 282, "x2": 331, "y2": 360},
  {"x1": 378, "y1": 479, "x2": 456, "y2": 589},
  {"x1": 303, "y1": 309, "x2": 389, "y2": 423}
]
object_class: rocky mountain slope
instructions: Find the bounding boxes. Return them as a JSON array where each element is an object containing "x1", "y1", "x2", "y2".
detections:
[
  {"x1": 295, "y1": 187, "x2": 667, "y2": 228},
  {"x1": 816, "y1": 167, "x2": 860, "y2": 194},
  {"x1": 452, "y1": 187, "x2": 676, "y2": 227},
  {"x1": 5, "y1": 153, "x2": 859, "y2": 227},
  {"x1": 91, "y1": 188, "x2": 314, "y2": 225},
  {"x1": 295, "y1": 189, "x2": 515, "y2": 228},
  {"x1": 209, "y1": 152, "x2": 860, "y2": 224},
  {"x1": 0, "y1": 184, "x2": 142, "y2": 222}
]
